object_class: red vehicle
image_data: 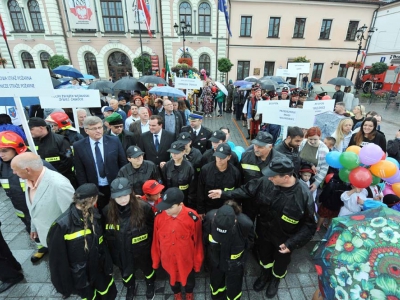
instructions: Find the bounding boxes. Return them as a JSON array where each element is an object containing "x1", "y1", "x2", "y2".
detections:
[{"x1": 360, "y1": 65, "x2": 400, "y2": 93}]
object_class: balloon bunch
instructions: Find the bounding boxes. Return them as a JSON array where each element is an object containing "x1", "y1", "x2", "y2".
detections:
[
  {"x1": 227, "y1": 141, "x2": 245, "y2": 161},
  {"x1": 326, "y1": 144, "x2": 400, "y2": 193}
]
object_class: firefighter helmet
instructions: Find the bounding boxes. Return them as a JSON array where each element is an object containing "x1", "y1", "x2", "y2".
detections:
[
  {"x1": 45, "y1": 112, "x2": 71, "y2": 130},
  {"x1": 0, "y1": 131, "x2": 27, "y2": 154}
]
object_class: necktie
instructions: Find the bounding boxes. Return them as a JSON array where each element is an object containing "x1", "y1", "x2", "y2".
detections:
[
  {"x1": 95, "y1": 142, "x2": 106, "y2": 178},
  {"x1": 154, "y1": 135, "x2": 160, "y2": 151}
]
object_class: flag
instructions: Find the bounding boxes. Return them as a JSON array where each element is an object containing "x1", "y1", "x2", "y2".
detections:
[
  {"x1": 0, "y1": 14, "x2": 7, "y2": 41},
  {"x1": 137, "y1": 0, "x2": 152, "y2": 38},
  {"x1": 361, "y1": 50, "x2": 367, "y2": 57},
  {"x1": 165, "y1": 55, "x2": 170, "y2": 81},
  {"x1": 218, "y1": 0, "x2": 232, "y2": 37}
]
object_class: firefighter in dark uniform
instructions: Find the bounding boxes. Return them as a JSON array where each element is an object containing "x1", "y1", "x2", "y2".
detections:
[
  {"x1": 180, "y1": 111, "x2": 212, "y2": 154},
  {"x1": 160, "y1": 141, "x2": 196, "y2": 207},
  {"x1": 103, "y1": 178, "x2": 155, "y2": 300},
  {"x1": 208, "y1": 157, "x2": 316, "y2": 298},
  {"x1": 297, "y1": 90, "x2": 308, "y2": 108},
  {"x1": 197, "y1": 143, "x2": 241, "y2": 218},
  {"x1": 28, "y1": 117, "x2": 75, "y2": 187},
  {"x1": 203, "y1": 201, "x2": 254, "y2": 300},
  {"x1": 289, "y1": 89, "x2": 300, "y2": 108},
  {"x1": 0, "y1": 130, "x2": 57, "y2": 263},
  {"x1": 47, "y1": 184, "x2": 117, "y2": 299},
  {"x1": 117, "y1": 145, "x2": 160, "y2": 196},
  {"x1": 178, "y1": 132, "x2": 202, "y2": 174},
  {"x1": 45, "y1": 111, "x2": 84, "y2": 146},
  {"x1": 279, "y1": 87, "x2": 289, "y2": 100},
  {"x1": 240, "y1": 132, "x2": 284, "y2": 221}
]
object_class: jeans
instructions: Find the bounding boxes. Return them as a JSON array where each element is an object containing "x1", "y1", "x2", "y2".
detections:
[{"x1": 217, "y1": 102, "x2": 223, "y2": 114}]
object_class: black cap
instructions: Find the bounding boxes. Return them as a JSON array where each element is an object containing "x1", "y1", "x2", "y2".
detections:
[
  {"x1": 177, "y1": 132, "x2": 192, "y2": 145},
  {"x1": 28, "y1": 117, "x2": 47, "y2": 128},
  {"x1": 211, "y1": 205, "x2": 236, "y2": 244},
  {"x1": 213, "y1": 143, "x2": 231, "y2": 159},
  {"x1": 317, "y1": 92, "x2": 328, "y2": 98},
  {"x1": 167, "y1": 141, "x2": 186, "y2": 154},
  {"x1": 251, "y1": 132, "x2": 274, "y2": 147},
  {"x1": 75, "y1": 183, "x2": 103, "y2": 200},
  {"x1": 209, "y1": 130, "x2": 226, "y2": 143},
  {"x1": 126, "y1": 145, "x2": 144, "y2": 158},
  {"x1": 299, "y1": 90, "x2": 308, "y2": 97},
  {"x1": 110, "y1": 177, "x2": 132, "y2": 198},
  {"x1": 262, "y1": 156, "x2": 294, "y2": 177},
  {"x1": 156, "y1": 187, "x2": 184, "y2": 210},
  {"x1": 291, "y1": 89, "x2": 300, "y2": 96}
]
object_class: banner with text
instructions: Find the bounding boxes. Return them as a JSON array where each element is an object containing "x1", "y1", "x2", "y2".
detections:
[
  {"x1": 174, "y1": 78, "x2": 203, "y2": 89},
  {"x1": 67, "y1": 0, "x2": 97, "y2": 30},
  {"x1": 257, "y1": 103, "x2": 314, "y2": 128},
  {"x1": 127, "y1": 0, "x2": 156, "y2": 32},
  {"x1": 303, "y1": 100, "x2": 335, "y2": 114},
  {"x1": 40, "y1": 90, "x2": 100, "y2": 108}
]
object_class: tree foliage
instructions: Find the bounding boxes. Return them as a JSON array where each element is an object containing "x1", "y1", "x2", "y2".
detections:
[
  {"x1": 133, "y1": 55, "x2": 152, "y2": 74},
  {"x1": 293, "y1": 56, "x2": 310, "y2": 63},
  {"x1": 218, "y1": 58, "x2": 233, "y2": 73},
  {"x1": 368, "y1": 62, "x2": 389, "y2": 75},
  {"x1": 48, "y1": 55, "x2": 70, "y2": 69}
]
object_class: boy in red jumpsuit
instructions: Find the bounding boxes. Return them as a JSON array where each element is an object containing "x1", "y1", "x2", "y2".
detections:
[
  {"x1": 141, "y1": 179, "x2": 164, "y2": 213},
  {"x1": 151, "y1": 187, "x2": 203, "y2": 300}
]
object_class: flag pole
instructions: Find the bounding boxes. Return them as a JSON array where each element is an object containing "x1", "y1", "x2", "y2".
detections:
[
  {"x1": 5, "y1": 39, "x2": 15, "y2": 68},
  {"x1": 136, "y1": 4, "x2": 145, "y2": 76},
  {"x1": 215, "y1": 10, "x2": 219, "y2": 81}
]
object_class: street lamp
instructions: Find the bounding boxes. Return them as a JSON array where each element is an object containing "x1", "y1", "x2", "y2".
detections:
[
  {"x1": 174, "y1": 19, "x2": 191, "y2": 58},
  {"x1": 350, "y1": 24, "x2": 375, "y2": 81}
]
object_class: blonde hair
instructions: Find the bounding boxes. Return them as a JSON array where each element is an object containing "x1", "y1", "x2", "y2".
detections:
[
  {"x1": 334, "y1": 118, "x2": 353, "y2": 149},
  {"x1": 73, "y1": 195, "x2": 97, "y2": 252}
]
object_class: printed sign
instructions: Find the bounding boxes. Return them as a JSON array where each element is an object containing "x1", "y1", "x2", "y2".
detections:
[
  {"x1": 303, "y1": 100, "x2": 335, "y2": 114},
  {"x1": 175, "y1": 78, "x2": 203, "y2": 89},
  {"x1": 258, "y1": 105, "x2": 314, "y2": 128},
  {"x1": 276, "y1": 69, "x2": 297, "y2": 78},
  {"x1": 0, "y1": 69, "x2": 53, "y2": 97},
  {"x1": 67, "y1": 0, "x2": 97, "y2": 30},
  {"x1": 127, "y1": 0, "x2": 156, "y2": 32},
  {"x1": 40, "y1": 90, "x2": 100, "y2": 108},
  {"x1": 257, "y1": 100, "x2": 289, "y2": 112},
  {"x1": 288, "y1": 63, "x2": 310, "y2": 74}
]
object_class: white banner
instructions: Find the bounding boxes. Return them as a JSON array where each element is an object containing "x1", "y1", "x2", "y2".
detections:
[
  {"x1": 0, "y1": 69, "x2": 53, "y2": 97},
  {"x1": 174, "y1": 78, "x2": 203, "y2": 89},
  {"x1": 303, "y1": 100, "x2": 335, "y2": 115},
  {"x1": 288, "y1": 63, "x2": 310, "y2": 74},
  {"x1": 257, "y1": 100, "x2": 289, "y2": 112},
  {"x1": 259, "y1": 105, "x2": 315, "y2": 128},
  {"x1": 276, "y1": 69, "x2": 297, "y2": 78},
  {"x1": 40, "y1": 90, "x2": 100, "y2": 108},
  {"x1": 67, "y1": 0, "x2": 97, "y2": 30},
  {"x1": 127, "y1": 0, "x2": 156, "y2": 32}
]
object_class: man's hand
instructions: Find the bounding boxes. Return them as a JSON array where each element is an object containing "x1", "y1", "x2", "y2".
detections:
[
  {"x1": 160, "y1": 162, "x2": 166, "y2": 168},
  {"x1": 279, "y1": 244, "x2": 291, "y2": 254},
  {"x1": 199, "y1": 214, "x2": 205, "y2": 221},
  {"x1": 30, "y1": 232, "x2": 38, "y2": 240},
  {"x1": 311, "y1": 165, "x2": 317, "y2": 174},
  {"x1": 208, "y1": 189, "x2": 222, "y2": 199},
  {"x1": 310, "y1": 183, "x2": 318, "y2": 192}
]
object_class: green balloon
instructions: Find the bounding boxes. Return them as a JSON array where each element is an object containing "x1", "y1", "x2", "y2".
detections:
[
  {"x1": 339, "y1": 168, "x2": 351, "y2": 182},
  {"x1": 339, "y1": 152, "x2": 360, "y2": 170},
  {"x1": 371, "y1": 174, "x2": 381, "y2": 185}
]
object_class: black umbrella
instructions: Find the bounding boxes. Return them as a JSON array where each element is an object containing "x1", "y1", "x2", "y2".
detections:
[
  {"x1": 327, "y1": 77, "x2": 354, "y2": 86},
  {"x1": 244, "y1": 77, "x2": 260, "y2": 83},
  {"x1": 259, "y1": 79, "x2": 279, "y2": 91},
  {"x1": 112, "y1": 77, "x2": 147, "y2": 91},
  {"x1": 88, "y1": 80, "x2": 114, "y2": 94},
  {"x1": 138, "y1": 75, "x2": 168, "y2": 85}
]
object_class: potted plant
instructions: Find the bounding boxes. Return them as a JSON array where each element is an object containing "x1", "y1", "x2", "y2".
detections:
[
  {"x1": 354, "y1": 62, "x2": 363, "y2": 69},
  {"x1": 0, "y1": 58, "x2": 7, "y2": 65},
  {"x1": 346, "y1": 61, "x2": 355, "y2": 68}
]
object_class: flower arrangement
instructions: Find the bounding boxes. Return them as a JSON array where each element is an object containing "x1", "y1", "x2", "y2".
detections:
[
  {"x1": 0, "y1": 58, "x2": 7, "y2": 65},
  {"x1": 178, "y1": 58, "x2": 193, "y2": 67}
]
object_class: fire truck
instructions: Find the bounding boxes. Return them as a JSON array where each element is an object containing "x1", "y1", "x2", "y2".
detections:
[{"x1": 359, "y1": 65, "x2": 400, "y2": 93}]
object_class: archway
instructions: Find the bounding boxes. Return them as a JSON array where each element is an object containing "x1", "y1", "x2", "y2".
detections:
[{"x1": 107, "y1": 51, "x2": 132, "y2": 81}]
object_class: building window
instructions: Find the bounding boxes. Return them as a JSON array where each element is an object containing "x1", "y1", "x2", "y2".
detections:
[
  {"x1": 198, "y1": 3, "x2": 210, "y2": 34},
  {"x1": 311, "y1": 63, "x2": 324, "y2": 83},
  {"x1": 179, "y1": 2, "x2": 192, "y2": 33},
  {"x1": 268, "y1": 17, "x2": 280, "y2": 38},
  {"x1": 338, "y1": 64, "x2": 348, "y2": 78},
  {"x1": 28, "y1": 0, "x2": 44, "y2": 32},
  {"x1": 199, "y1": 54, "x2": 210, "y2": 75},
  {"x1": 84, "y1": 52, "x2": 99, "y2": 78},
  {"x1": 263, "y1": 61, "x2": 275, "y2": 76},
  {"x1": 8, "y1": 0, "x2": 26, "y2": 32},
  {"x1": 346, "y1": 21, "x2": 359, "y2": 41},
  {"x1": 101, "y1": 0, "x2": 124, "y2": 32},
  {"x1": 108, "y1": 51, "x2": 132, "y2": 81},
  {"x1": 237, "y1": 61, "x2": 250, "y2": 80},
  {"x1": 240, "y1": 16, "x2": 252, "y2": 37},
  {"x1": 319, "y1": 19, "x2": 332, "y2": 39},
  {"x1": 21, "y1": 52, "x2": 35, "y2": 68},
  {"x1": 293, "y1": 18, "x2": 306, "y2": 38},
  {"x1": 40, "y1": 52, "x2": 50, "y2": 68}
]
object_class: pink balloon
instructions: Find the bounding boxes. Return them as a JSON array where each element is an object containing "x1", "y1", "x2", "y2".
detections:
[
  {"x1": 383, "y1": 170, "x2": 400, "y2": 184},
  {"x1": 359, "y1": 144, "x2": 384, "y2": 166},
  {"x1": 383, "y1": 184, "x2": 395, "y2": 196}
]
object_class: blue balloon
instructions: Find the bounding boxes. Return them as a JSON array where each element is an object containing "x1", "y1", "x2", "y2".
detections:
[
  {"x1": 386, "y1": 157, "x2": 400, "y2": 169},
  {"x1": 232, "y1": 148, "x2": 242, "y2": 162},
  {"x1": 326, "y1": 151, "x2": 343, "y2": 169},
  {"x1": 234, "y1": 146, "x2": 246, "y2": 154},
  {"x1": 227, "y1": 141, "x2": 236, "y2": 150}
]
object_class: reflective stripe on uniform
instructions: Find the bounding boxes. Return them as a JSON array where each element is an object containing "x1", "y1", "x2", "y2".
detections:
[
  {"x1": 0, "y1": 179, "x2": 10, "y2": 189},
  {"x1": 224, "y1": 187, "x2": 235, "y2": 191},
  {"x1": 132, "y1": 233, "x2": 148, "y2": 244},
  {"x1": 208, "y1": 234, "x2": 218, "y2": 243},
  {"x1": 259, "y1": 260, "x2": 274, "y2": 269},
  {"x1": 14, "y1": 209, "x2": 25, "y2": 218},
  {"x1": 122, "y1": 274, "x2": 133, "y2": 283},
  {"x1": 228, "y1": 292, "x2": 243, "y2": 300},
  {"x1": 96, "y1": 277, "x2": 114, "y2": 295},
  {"x1": 45, "y1": 156, "x2": 60, "y2": 162},
  {"x1": 241, "y1": 164, "x2": 260, "y2": 172},
  {"x1": 145, "y1": 269, "x2": 155, "y2": 279},
  {"x1": 64, "y1": 229, "x2": 92, "y2": 240},
  {"x1": 99, "y1": 236, "x2": 103, "y2": 244},
  {"x1": 19, "y1": 179, "x2": 26, "y2": 192},
  {"x1": 27, "y1": 146, "x2": 39, "y2": 150},
  {"x1": 179, "y1": 184, "x2": 189, "y2": 190},
  {"x1": 272, "y1": 269, "x2": 287, "y2": 279},
  {"x1": 105, "y1": 224, "x2": 120, "y2": 230},
  {"x1": 281, "y1": 215, "x2": 299, "y2": 224},
  {"x1": 230, "y1": 250, "x2": 244, "y2": 260},
  {"x1": 210, "y1": 284, "x2": 226, "y2": 295}
]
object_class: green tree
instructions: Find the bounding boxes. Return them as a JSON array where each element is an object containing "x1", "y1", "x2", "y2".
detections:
[
  {"x1": 293, "y1": 56, "x2": 310, "y2": 63},
  {"x1": 133, "y1": 55, "x2": 152, "y2": 75},
  {"x1": 48, "y1": 55, "x2": 70, "y2": 69},
  {"x1": 218, "y1": 58, "x2": 234, "y2": 73},
  {"x1": 368, "y1": 62, "x2": 389, "y2": 75}
]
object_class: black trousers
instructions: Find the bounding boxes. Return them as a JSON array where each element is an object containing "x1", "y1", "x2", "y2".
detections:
[
  {"x1": 0, "y1": 229, "x2": 23, "y2": 283},
  {"x1": 210, "y1": 264, "x2": 244, "y2": 300},
  {"x1": 170, "y1": 270, "x2": 195, "y2": 294},
  {"x1": 76, "y1": 273, "x2": 117, "y2": 300},
  {"x1": 258, "y1": 238, "x2": 291, "y2": 278},
  {"x1": 235, "y1": 104, "x2": 244, "y2": 121},
  {"x1": 121, "y1": 252, "x2": 155, "y2": 287},
  {"x1": 97, "y1": 185, "x2": 111, "y2": 212}
]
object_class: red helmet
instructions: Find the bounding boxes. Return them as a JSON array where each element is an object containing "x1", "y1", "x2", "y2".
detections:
[
  {"x1": 0, "y1": 131, "x2": 27, "y2": 154},
  {"x1": 321, "y1": 95, "x2": 332, "y2": 100},
  {"x1": 45, "y1": 112, "x2": 72, "y2": 130}
]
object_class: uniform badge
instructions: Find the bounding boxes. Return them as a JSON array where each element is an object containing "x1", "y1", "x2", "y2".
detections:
[
  {"x1": 188, "y1": 211, "x2": 198, "y2": 222},
  {"x1": 118, "y1": 184, "x2": 123, "y2": 189},
  {"x1": 219, "y1": 147, "x2": 223, "y2": 152},
  {"x1": 173, "y1": 145, "x2": 176, "y2": 148},
  {"x1": 201, "y1": 133, "x2": 203, "y2": 136},
  {"x1": 134, "y1": 147, "x2": 138, "y2": 151}
]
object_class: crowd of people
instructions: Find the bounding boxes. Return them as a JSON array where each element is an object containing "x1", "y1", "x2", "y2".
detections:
[{"x1": 0, "y1": 82, "x2": 400, "y2": 300}]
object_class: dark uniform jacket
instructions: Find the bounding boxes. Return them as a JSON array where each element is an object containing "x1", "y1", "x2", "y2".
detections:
[
  {"x1": 185, "y1": 147, "x2": 202, "y2": 173},
  {"x1": 58, "y1": 130, "x2": 85, "y2": 147},
  {"x1": 222, "y1": 177, "x2": 316, "y2": 251},
  {"x1": 106, "y1": 129, "x2": 136, "y2": 153},
  {"x1": 274, "y1": 142, "x2": 303, "y2": 175},
  {"x1": 197, "y1": 162, "x2": 241, "y2": 214},
  {"x1": 181, "y1": 125, "x2": 212, "y2": 154},
  {"x1": 201, "y1": 148, "x2": 242, "y2": 171},
  {"x1": 103, "y1": 201, "x2": 154, "y2": 277},
  {"x1": 387, "y1": 138, "x2": 400, "y2": 165},
  {"x1": 47, "y1": 204, "x2": 113, "y2": 297},
  {"x1": 117, "y1": 160, "x2": 160, "y2": 196}
]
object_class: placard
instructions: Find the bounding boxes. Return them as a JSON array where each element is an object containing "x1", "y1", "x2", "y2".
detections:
[
  {"x1": 67, "y1": 0, "x2": 97, "y2": 30},
  {"x1": 257, "y1": 100, "x2": 289, "y2": 112},
  {"x1": 303, "y1": 100, "x2": 335, "y2": 114},
  {"x1": 276, "y1": 69, "x2": 297, "y2": 78},
  {"x1": 288, "y1": 63, "x2": 310, "y2": 74},
  {"x1": 174, "y1": 78, "x2": 203, "y2": 89},
  {"x1": 40, "y1": 90, "x2": 100, "y2": 108},
  {"x1": 0, "y1": 69, "x2": 53, "y2": 97},
  {"x1": 258, "y1": 105, "x2": 315, "y2": 128}
]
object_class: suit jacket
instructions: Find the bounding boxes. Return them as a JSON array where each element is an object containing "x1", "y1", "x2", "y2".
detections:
[
  {"x1": 158, "y1": 110, "x2": 183, "y2": 139},
  {"x1": 73, "y1": 135, "x2": 128, "y2": 186},
  {"x1": 181, "y1": 125, "x2": 212, "y2": 154},
  {"x1": 138, "y1": 129, "x2": 176, "y2": 166},
  {"x1": 106, "y1": 129, "x2": 136, "y2": 153},
  {"x1": 25, "y1": 168, "x2": 74, "y2": 247},
  {"x1": 129, "y1": 120, "x2": 147, "y2": 144}
]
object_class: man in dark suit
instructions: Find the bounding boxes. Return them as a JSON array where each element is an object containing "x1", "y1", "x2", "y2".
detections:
[
  {"x1": 153, "y1": 98, "x2": 164, "y2": 115},
  {"x1": 129, "y1": 107, "x2": 150, "y2": 144},
  {"x1": 181, "y1": 111, "x2": 212, "y2": 154},
  {"x1": 105, "y1": 112, "x2": 136, "y2": 152},
  {"x1": 73, "y1": 116, "x2": 128, "y2": 210},
  {"x1": 138, "y1": 115, "x2": 175, "y2": 167},
  {"x1": 157, "y1": 99, "x2": 183, "y2": 139}
]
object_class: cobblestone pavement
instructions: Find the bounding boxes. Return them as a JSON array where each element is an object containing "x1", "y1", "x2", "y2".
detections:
[{"x1": 3, "y1": 99, "x2": 399, "y2": 300}]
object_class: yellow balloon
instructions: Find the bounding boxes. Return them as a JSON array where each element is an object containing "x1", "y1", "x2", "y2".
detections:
[
  {"x1": 392, "y1": 183, "x2": 400, "y2": 197},
  {"x1": 370, "y1": 160, "x2": 397, "y2": 178},
  {"x1": 346, "y1": 145, "x2": 361, "y2": 155}
]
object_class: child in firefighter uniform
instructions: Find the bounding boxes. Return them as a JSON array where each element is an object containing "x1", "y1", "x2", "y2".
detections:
[
  {"x1": 203, "y1": 201, "x2": 254, "y2": 300},
  {"x1": 103, "y1": 178, "x2": 156, "y2": 300},
  {"x1": 47, "y1": 184, "x2": 117, "y2": 299},
  {"x1": 151, "y1": 188, "x2": 203, "y2": 300}
]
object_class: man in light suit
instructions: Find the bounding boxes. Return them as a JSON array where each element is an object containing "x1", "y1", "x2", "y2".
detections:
[
  {"x1": 138, "y1": 115, "x2": 175, "y2": 167},
  {"x1": 73, "y1": 116, "x2": 128, "y2": 210},
  {"x1": 11, "y1": 152, "x2": 74, "y2": 261}
]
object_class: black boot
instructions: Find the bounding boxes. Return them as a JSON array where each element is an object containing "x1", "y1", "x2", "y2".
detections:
[
  {"x1": 253, "y1": 268, "x2": 271, "y2": 292},
  {"x1": 126, "y1": 284, "x2": 135, "y2": 300},
  {"x1": 266, "y1": 277, "x2": 281, "y2": 298},
  {"x1": 246, "y1": 130, "x2": 251, "y2": 139}
]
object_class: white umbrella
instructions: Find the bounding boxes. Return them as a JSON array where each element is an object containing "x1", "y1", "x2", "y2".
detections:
[{"x1": 215, "y1": 81, "x2": 228, "y2": 96}]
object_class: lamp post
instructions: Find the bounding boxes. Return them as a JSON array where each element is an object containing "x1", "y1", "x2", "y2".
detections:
[
  {"x1": 350, "y1": 24, "x2": 375, "y2": 81},
  {"x1": 174, "y1": 20, "x2": 191, "y2": 58}
]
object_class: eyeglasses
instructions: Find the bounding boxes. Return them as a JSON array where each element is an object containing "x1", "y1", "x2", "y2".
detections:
[
  {"x1": 86, "y1": 126, "x2": 103, "y2": 131},
  {"x1": 112, "y1": 125, "x2": 123, "y2": 128}
]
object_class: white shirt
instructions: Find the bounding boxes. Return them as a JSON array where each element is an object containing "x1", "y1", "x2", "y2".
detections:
[
  {"x1": 153, "y1": 129, "x2": 162, "y2": 145},
  {"x1": 89, "y1": 137, "x2": 108, "y2": 186},
  {"x1": 193, "y1": 125, "x2": 202, "y2": 136},
  {"x1": 141, "y1": 120, "x2": 150, "y2": 133}
]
